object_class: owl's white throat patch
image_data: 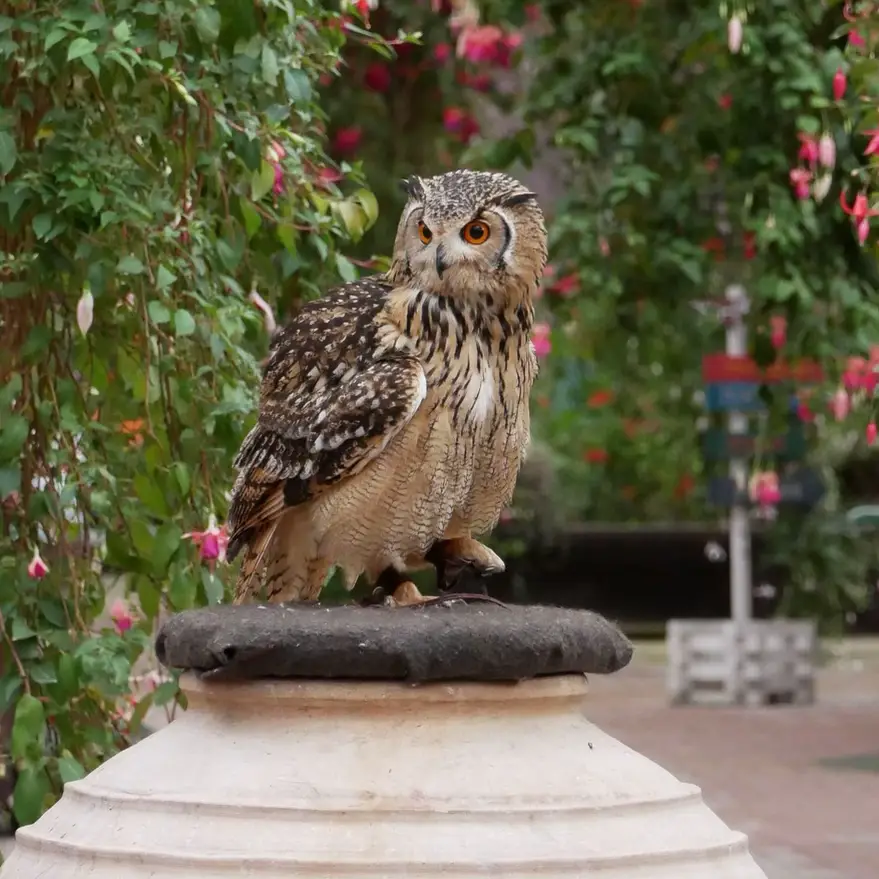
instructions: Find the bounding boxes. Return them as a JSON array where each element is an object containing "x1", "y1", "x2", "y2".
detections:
[{"x1": 462, "y1": 354, "x2": 495, "y2": 426}]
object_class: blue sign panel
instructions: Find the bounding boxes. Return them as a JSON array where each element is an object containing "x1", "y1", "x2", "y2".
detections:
[{"x1": 704, "y1": 382, "x2": 765, "y2": 412}]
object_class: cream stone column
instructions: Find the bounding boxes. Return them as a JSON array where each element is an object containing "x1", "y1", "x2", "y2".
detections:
[{"x1": 2, "y1": 602, "x2": 767, "y2": 878}]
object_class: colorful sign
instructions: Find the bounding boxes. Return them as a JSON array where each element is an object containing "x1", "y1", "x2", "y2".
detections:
[
  {"x1": 701, "y1": 426, "x2": 807, "y2": 461},
  {"x1": 706, "y1": 468, "x2": 824, "y2": 507},
  {"x1": 702, "y1": 355, "x2": 824, "y2": 385},
  {"x1": 704, "y1": 382, "x2": 765, "y2": 412}
]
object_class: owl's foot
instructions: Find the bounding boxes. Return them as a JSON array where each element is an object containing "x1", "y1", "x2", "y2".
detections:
[
  {"x1": 361, "y1": 568, "x2": 431, "y2": 608},
  {"x1": 426, "y1": 537, "x2": 505, "y2": 594}
]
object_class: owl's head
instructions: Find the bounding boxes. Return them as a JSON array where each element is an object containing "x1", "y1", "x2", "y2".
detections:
[{"x1": 387, "y1": 170, "x2": 547, "y2": 306}]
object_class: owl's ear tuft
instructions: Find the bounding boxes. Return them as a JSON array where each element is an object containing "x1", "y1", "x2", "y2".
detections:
[
  {"x1": 503, "y1": 191, "x2": 538, "y2": 208},
  {"x1": 401, "y1": 176, "x2": 425, "y2": 201}
]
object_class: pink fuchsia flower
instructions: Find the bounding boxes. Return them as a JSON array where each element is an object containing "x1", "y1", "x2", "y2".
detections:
[
  {"x1": 749, "y1": 471, "x2": 781, "y2": 507},
  {"x1": 789, "y1": 167, "x2": 812, "y2": 200},
  {"x1": 27, "y1": 546, "x2": 49, "y2": 580},
  {"x1": 796, "y1": 401, "x2": 815, "y2": 422},
  {"x1": 332, "y1": 126, "x2": 362, "y2": 156},
  {"x1": 842, "y1": 356, "x2": 877, "y2": 394},
  {"x1": 110, "y1": 599, "x2": 133, "y2": 634},
  {"x1": 718, "y1": 93, "x2": 733, "y2": 110},
  {"x1": 727, "y1": 16, "x2": 743, "y2": 54},
  {"x1": 769, "y1": 315, "x2": 786, "y2": 349},
  {"x1": 863, "y1": 128, "x2": 879, "y2": 157},
  {"x1": 833, "y1": 67, "x2": 847, "y2": 101},
  {"x1": 550, "y1": 273, "x2": 580, "y2": 297},
  {"x1": 434, "y1": 42, "x2": 452, "y2": 64},
  {"x1": 797, "y1": 133, "x2": 819, "y2": 167},
  {"x1": 531, "y1": 322, "x2": 551, "y2": 359},
  {"x1": 442, "y1": 107, "x2": 479, "y2": 144},
  {"x1": 849, "y1": 29, "x2": 866, "y2": 50},
  {"x1": 868, "y1": 422, "x2": 878, "y2": 445},
  {"x1": 818, "y1": 132, "x2": 836, "y2": 169},
  {"x1": 184, "y1": 514, "x2": 229, "y2": 570},
  {"x1": 840, "y1": 190, "x2": 879, "y2": 245},
  {"x1": 743, "y1": 231, "x2": 757, "y2": 260},
  {"x1": 830, "y1": 388, "x2": 851, "y2": 421},
  {"x1": 364, "y1": 62, "x2": 391, "y2": 93}
]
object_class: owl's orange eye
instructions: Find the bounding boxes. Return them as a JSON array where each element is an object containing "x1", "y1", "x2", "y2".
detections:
[
  {"x1": 418, "y1": 221, "x2": 433, "y2": 244},
  {"x1": 461, "y1": 220, "x2": 490, "y2": 245}
]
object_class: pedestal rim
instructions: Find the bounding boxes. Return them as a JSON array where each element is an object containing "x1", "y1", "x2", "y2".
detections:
[{"x1": 180, "y1": 671, "x2": 590, "y2": 705}]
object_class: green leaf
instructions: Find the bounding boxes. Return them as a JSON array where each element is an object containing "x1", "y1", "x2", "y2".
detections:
[
  {"x1": 171, "y1": 461, "x2": 190, "y2": 496},
  {"x1": 117, "y1": 254, "x2": 145, "y2": 275},
  {"x1": 67, "y1": 37, "x2": 97, "y2": 61},
  {"x1": 112, "y1": 21, "x2": 131, "y2": 42},
  {"x1": 153, "y1": 679, "x2": 179, "y2": 707},
  {"x1": 194, "y1": 8, "x2": 221, "y2": 44},
  {"x1": 168, "y1": 569, "x2": 196, "y2": 610},
  {"x1": 284, "y1": 68, "x2": 312, "y2": 103},
  {"x1": 240, "y1": 200, "x2": 262, "y2": 239},
  {"x1": 201, "y1": 568, "x2": 224, "y2": 604},
  {"x1": 355, "y1": 188, "x2": 379, "y2": 227},
  {"x1": 10, "y1": 617, "x2": 36, "y2": 641},
  {"x1": 174, "y1": 309, "x2": 196, "y2": 337},
  {"x1": 261, "y1": 45, "x2": 279, "y2": 85},
  {"x1": 13, "y1": 766, "x2": 51, "y2": 826},
  {"x1": 128, "y1": 693, "x2": 154, "y2": 734},
  {"x1": 134, "y1": 472, "x2": 168, "y2": 515},
  {"x1": 11, "y1": 694, "x2": 45, "y2": 760},
  {"x1": 250, "y1": 160, "x2": 276, "y2": 202},
  {"x1": 152, "y1": 522, "x2": 182, "y2": 573},
  {"x1": 0, "y1": 131, "x2": 16, "y2": 175},
  {"x1": 135, "y1": 576, "x2": 160, "y2": 620},
  {"x1": 32, "y1": 213, "x2": 52, "y2": 240},
  {"x1": 158, "y1": 40, "x2": 177, "y2": 59},
  {"x1": 335, "y1": 254, "x2": 358, "y2": 283},
  {"x1": 44, "y1": 28, "x2": 68, "y2": 51},
  {"x1": 81, "y1": 52, "x2": 100, "y2": 77},
  {"x1": 147, "y1": 301, "x2": 171, "y2": 324},
  {"x1": 55, "y1": 653, "x2": 78, "y2": 702},
  {"x1": 0, "y1": 466, "x2": 20, "y2": 497},
  {"x1": 57, "y1": 755, "x2": 86, "y2": 784},
  {"x1": 156, "y1": 264, "x2": 177, "y2": 289},
  {"x1": 27, "y1": 661, "x2": 58, "y2": 686},
  {"x1": 0, "y1": 675, "x2": 21, "y2": 714},
  {"x1": 334, "y1": 200, "x2": 366, "y2": 240},
  {"x1": 0, "y1": 414, "x2": 28, "y2": 461}
]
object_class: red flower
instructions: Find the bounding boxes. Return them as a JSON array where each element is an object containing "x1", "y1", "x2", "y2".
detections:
[
  {"x1": 332, "y1": 126, "x2": 362, "y2": 156},
  {"x1": 833, "y1": 67, "x2": 847, "y2": 101},
  {"x1": 849, "y1": 29, "x2": 866, "y2": 49},
  {"x1": 673, "y1": 474, "x2": 695, "y2": 499},
  {"x1": 549, "y1": 272, "x2": 580, "y2": 297},
  {"x1": 584, "y1": 448, "x2": 609, "y2": 464},
  {"x1": 769, "y1": 315, "x2": 787, "y2": 350},
  {"x1": 27, "y1": 547, "x2": 49, "y2": 580},
  {"x1": 364, "y1": 63, "x2": 391, "y2": 93},
  {"x1": 110, "y1": 599, "x2": 134, "y2": 634},
  {"x1": 442, "y1": 107, "x2": 479, "y2": 144},
  {"x1": 743, "y1": 231, "x2": 757, "y2": 260},
  {"x1": 718, "y1": 93, "x2": 733, "y2": 110},
  {"x1": 184, "y1": 515, "x2": 229, "y2": 571},
  {"x1": 587, "y1": 389, "x2": 614, "y2": 408},
  {"x1": 797, "y1": 133, "x2": 819, "y2": 167},
  {"x1": 434, "y1": 42, "x2": 452, "y2": 64},
  {"x1": 701, "y1": 236, "x2": 726, "y2": 262},
  {"x1": 868, "y1": 422, "x2": 878, "y2": 446},
  {"x1": 864, "y1": 128, "x2": 879, "y2": 157}
]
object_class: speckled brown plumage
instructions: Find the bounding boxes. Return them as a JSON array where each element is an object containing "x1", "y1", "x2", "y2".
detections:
[{"x1": 226, "y1": 169, "x2": 548, "y2": 604}]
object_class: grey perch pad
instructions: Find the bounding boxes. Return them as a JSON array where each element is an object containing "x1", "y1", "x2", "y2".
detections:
[{"x1": 155, "y1": 602, "x2": 634, "y2": 683}]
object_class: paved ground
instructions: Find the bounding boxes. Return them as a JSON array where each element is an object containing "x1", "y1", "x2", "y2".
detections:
[{"x1": 586, "y1": 640, "x2": 879, "y2": 879}]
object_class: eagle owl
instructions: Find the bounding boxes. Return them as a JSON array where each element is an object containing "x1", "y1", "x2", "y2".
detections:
[{"x1": 226, "y1": 169, "x2": 548, "y2": 606}]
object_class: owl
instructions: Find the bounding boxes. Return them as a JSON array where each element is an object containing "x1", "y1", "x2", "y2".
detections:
[{"x1": 226, "y1": 169, "x2": 548, "y2": 607}]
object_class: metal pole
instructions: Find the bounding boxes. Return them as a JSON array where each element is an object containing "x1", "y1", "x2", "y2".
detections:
[{"x1": 725, "y1": 284, "x2": 752, "y2": 628}]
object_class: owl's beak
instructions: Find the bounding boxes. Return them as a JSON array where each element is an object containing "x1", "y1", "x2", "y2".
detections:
[{"x1": 435, "y1": 244, "x2": 449, "y2": 279}]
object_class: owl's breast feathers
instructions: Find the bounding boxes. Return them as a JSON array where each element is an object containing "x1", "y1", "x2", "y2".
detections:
[{"x1": 226, "y1": 275, "x2": 535, "y2": 575}]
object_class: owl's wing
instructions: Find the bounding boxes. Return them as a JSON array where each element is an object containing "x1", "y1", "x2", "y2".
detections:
[{"x1": 227, "y1": 286, "x2": 427, "y2": 560}]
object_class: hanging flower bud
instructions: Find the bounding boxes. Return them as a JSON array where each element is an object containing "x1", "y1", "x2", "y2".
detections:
[
  {"x1": 769, "y1": 315, "x2": 787, "y2": 350},
  {"x1": 749, "y1": 471, "x2": 781, "y2": 507},
  {"x1": 833, "y1": 68, "x2": 847, "y2": 101},
  {"x1": 867, "y1": 421, "x2": 878, "y2": 446},
  {"x1": 76, "y1": 289, "x2": 94, "y2": 336},
  {"x1": 812, "y1": 174, "x2": 832, "y2": 203},
  {"x1": 27, "y1": 546, "x2": 49, "y2": 579},
  {"x1": 727, "y1": 16, "x2": 743, "y2": 54},
  {"x1": 818, "y1": 132, "x2": 836, "y2": 169},
  {"x1": 830, "y1": 387, "x2": 851, "y2": 422}
]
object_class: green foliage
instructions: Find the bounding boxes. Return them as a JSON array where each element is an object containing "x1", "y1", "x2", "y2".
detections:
[
  {"x1": 0, "y1": 0, "x2": 395, "y2": 823},
  {"x1": 465, "y1": 0, "x2": 879, "y2": 618}
]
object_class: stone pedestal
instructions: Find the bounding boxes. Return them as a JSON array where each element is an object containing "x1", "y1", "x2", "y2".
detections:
[
  {"x1": 3, "y1": 602, "x2": 767, "y2": 877},
  {"x1": 667, "y1": 618, "x2": 817, "y2": 706}
]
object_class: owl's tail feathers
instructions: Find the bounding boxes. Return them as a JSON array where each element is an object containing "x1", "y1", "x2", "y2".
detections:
[{"x1": 232, "y1": 522, "x2": 279, "y2": 604}]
